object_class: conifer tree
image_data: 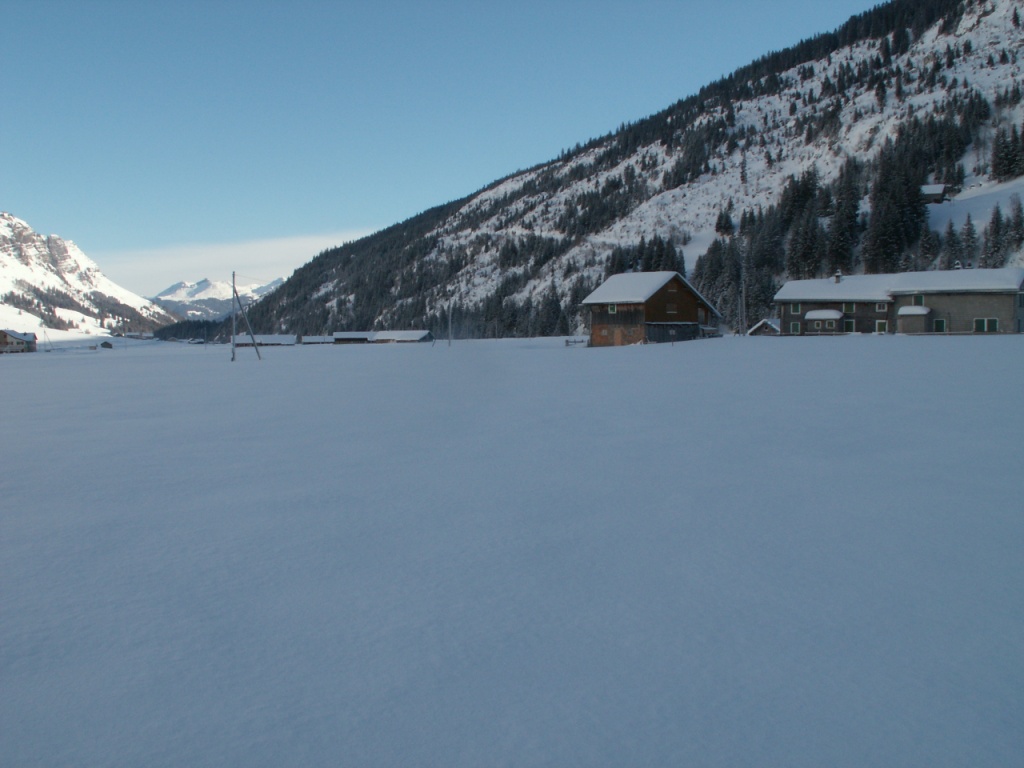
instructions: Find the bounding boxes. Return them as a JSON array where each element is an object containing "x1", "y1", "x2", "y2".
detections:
[
  {"x1": 981, "y1": 205, "x2": 1006, "y2": 267},
  {"x1": 1009, "y1": 194, "x2": 1024, "y2": 253},
  {"x1": 941, "y1": 219, "x2": 963, "y2": 269},
  {"x1": 961, "y1": 214, "x2": 979, "y2": 266}
]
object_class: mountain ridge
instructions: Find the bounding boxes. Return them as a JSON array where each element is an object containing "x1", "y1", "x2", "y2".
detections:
[
  {"x1": 0, "y1": 211, "x2": 175, "y2": 335},
  {"x1": 152, "y1": 277, "x2": 284, "y2": 320},
  {"x1": 239, "y1": 0, "x2": 1024, "y2": 337}
]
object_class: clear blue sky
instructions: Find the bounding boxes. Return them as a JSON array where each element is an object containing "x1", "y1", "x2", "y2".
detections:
[{"x1": 3, "y1": 0, "x2": 876, "y2": 295}]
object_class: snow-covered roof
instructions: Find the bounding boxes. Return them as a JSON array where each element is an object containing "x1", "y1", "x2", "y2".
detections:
[
  {"x1": 888, "y1": 267, "x2": 1024, "y2": 294},
  {"x1": 372, "y1": 330, "x2": 433, "y2": 342},
  {"x1": 775, "y1": 268, "x2": 1024, "y2": 303},
  {"x1": 582, "y1": 271, "x2": 680, "y2": 304},
  {"x1": 582, "y1": 271, "x2": 721, "y2": 316},
  {"x1": 921, "y1": 184, "x2": 947, "y2": 195},
  {"x1": 775, "y1": 275, "x2": 892, "y2": 302},
  {"x1": 333, "y1": 332, "x2": 374, "y2": 340},
  {"x1": 805, "y1": 309, "x2": 843, "y2": 320},
  {"x1": 1, "y1": 330, "x2": 37, "y2": 342},
  {"x1": 233, "y1": 334, "x2": 296, "y2": 345},
  {"x1": 746, "y1": 319, "x2": 780, "y2": 335}
]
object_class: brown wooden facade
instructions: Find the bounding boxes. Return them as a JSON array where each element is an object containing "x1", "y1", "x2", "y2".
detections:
[{"x1": 584, "y1": 272, "x2": 720, "y2": 347}]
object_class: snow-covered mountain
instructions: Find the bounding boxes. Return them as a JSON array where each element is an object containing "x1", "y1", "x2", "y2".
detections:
[
  {"x1": 152, "y1": 277, "x2": 283, "y2": 320},
  {"x1": 0, "y1": 212, "x2": 175, "y2": 336},
  {"x1": 247, "y1": 0, "x2": 1024, "y2": 336}
]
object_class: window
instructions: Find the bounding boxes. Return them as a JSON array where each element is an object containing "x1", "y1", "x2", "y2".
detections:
[
  {"x1": 974, "y1": 318, "x2": 998, "y2": 333},
  {"x1": 826, "y1": 320, "x2": 835, "y2": 330},
  {"x1": 933, "y1": 318, "x2": 947, "y2": 333},
  {"x1": 913, "y1": 294, "x2": 924, "y2": 306},
  {"x1": 666, "y1": 303, "x2": 677, "y2": 315},
  {"x1": 842, "y1": 302, "x2": 855, "y2": 313},
  {"x1": 608, "y1": 304, "x2": 617, "y2": 314},
  {"x1": 876, "y1": 303, "x2": 887, "y2": 312},
  {"x1": 843, "y1": 319, "x2": 855, "y2": 333},
  {"x1": 813, "y1": 320, "x2": 822, "y2": 330},
  {"x1": 876, "y1": 320, "x2": 888, "y2": 333},
  {"x1": 1018, "y1": 293, "x2": 1024, "y2": 308},
  {"x1": 790, "y1": 322, "x2": 801, "y2": 335},
  {"x1": 790, "y1": 303, "x2": 801, "y2": 314}
]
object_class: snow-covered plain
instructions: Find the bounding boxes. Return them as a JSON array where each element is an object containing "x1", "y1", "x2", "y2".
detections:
[{"x1": 2, "y1": 336, "x2": 1022, "y2": 766}]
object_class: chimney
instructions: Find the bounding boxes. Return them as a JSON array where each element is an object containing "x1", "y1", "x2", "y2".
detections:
[{"x1": 834, "y1": 270, "x2": 842, "y2": 284}]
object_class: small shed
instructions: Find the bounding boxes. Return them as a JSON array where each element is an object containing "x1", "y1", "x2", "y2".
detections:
[
  {"x1": 920, "y1": 184, "x2": 949, "y2": 204},
  {"x1": 746, "y1": 319, "x2": 780, "y2": 336},
  {"x1": 581, "y1": 271, "x2": 721, "y2": 346}
]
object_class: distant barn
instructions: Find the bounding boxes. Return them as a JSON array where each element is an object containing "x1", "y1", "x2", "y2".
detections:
[
  {"x1": 920, "y1": 184, "x2": 949, "y2": 204},
  {"x1": 333, "y1": 332, "x2": 374, "y2": 344},
  {"x1": 332, "y1": 330, "x2": 433, "y2": 344},
  {"x1": 232, "y1": 334, "x2": 297, "y2": 347},
  {"x1": 581, "y1": 271, "x2": 721, "y2": 346},
  {"x1": 370, "y1": 330, "x2": 434, "y2": 343}
]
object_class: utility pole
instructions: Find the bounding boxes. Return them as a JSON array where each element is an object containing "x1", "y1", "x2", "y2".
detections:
[
  {"x1": 231, "y1": 271, "x2": 262, "y2": 361},
  {"x1": 231, "y1": 273, "x2": 237, "y2": 362}
]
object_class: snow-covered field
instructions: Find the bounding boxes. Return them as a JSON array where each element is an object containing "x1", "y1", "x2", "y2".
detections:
[{"x1": 2, "y1": 336, "x2": 1021, "y2": 766}]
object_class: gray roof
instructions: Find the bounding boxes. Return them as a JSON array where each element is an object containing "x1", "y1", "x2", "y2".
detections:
[
  {"x1": 371, "y1": 330, "x2": 433, "y2": 342},
  {"x1": 775, "y1": 268, "x2": 1024, "y2": 303},
  {"x1": 1, "y1": 330, "x2": 37, "y2": 342}
]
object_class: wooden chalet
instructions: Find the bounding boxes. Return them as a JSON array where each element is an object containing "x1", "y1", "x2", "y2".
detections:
[
  {"x1": 0, "y1": 330, "x2": 38, "y2": 353},
  {"x1": 582, "y1": 271, "x2": 721, "y2": 347}
]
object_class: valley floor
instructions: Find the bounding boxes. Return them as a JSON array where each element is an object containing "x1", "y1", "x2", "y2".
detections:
[{"x1": 2, "y1": 336, "x2": 1021, "y2": 766}]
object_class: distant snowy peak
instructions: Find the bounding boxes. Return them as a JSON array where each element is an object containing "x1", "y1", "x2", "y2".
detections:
[
  {"x1": 152, "y1": 277, "x2": 283, "y2": 320},
  {"x1": 0, "y1": 212, "x2": 174, "y2": 333},
  {"x1": 156, "y1": 277, "x2": 283, "y2": 302}
]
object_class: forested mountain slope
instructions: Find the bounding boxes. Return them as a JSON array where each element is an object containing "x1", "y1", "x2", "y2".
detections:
[{"x1": 243, "y1": 0, "x2": 1024, "y2": 336}]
